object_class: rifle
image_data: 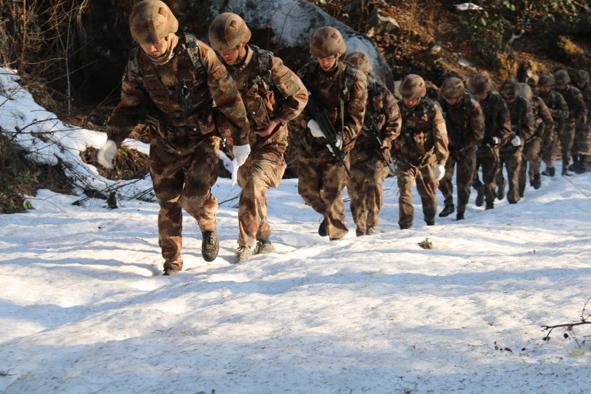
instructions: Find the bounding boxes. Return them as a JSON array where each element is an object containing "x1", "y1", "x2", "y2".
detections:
[
  {"x1": 364, "y1": 111, "x2": 396, "y2": 173},
  {"x1": 306, "y1": 93, "x2": 351, "y2": 177}
]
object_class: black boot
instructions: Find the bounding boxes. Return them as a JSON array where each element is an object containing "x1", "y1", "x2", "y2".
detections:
[
  {"x1": 532, "y1": 174, "x2": 541, "y2": 189},
  {"x1": 485, "y1": 200, "x2": 494, "y2": 210},
  {"x1": 456, "y1": 211, "x2": 465, "y2": 221},
  {"x1": 318, "y1": 218, "x2": 328, "y2": 237},
  {"x1": 496, "y1": 183, "x2": 505, "y2": 200},
  {"x1": 438, "y1": 204, "x2": 455, "y2": 217},
  {"x1": 475, "y1": 190, "x2": 484, "y2": 207},
  {"x1": 542, "y1": 167, "x2": 555, "y2": 177},
  {"x1": 574, "y1": 157, "x2": 586, "y2": 174},
  {"x1": 201, "y1": 230, "x2": 219, "y2": 262},
  {"x1": 562, "y1": 166, "x2": 572, "y2": 176}
]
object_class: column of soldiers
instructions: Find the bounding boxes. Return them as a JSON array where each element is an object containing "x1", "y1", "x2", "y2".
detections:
[{"x1": 96, "y1": 0, "x2": 590, "y2": 275}]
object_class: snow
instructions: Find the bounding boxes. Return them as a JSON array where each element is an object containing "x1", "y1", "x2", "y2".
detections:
[
  {"x1": 1, "y1": 68, "x2": 591, "y2": 393},
  {"x1": 454, "y1": 3, "x2": 484, "y2": 12}
]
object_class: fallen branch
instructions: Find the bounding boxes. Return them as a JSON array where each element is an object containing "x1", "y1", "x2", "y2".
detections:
[{"x1": 542, "y1": 297, "x2": 591, "y2": 342}]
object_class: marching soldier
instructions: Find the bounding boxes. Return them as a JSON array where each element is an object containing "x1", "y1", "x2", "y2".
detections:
[
  {"x1": 537, "y1": 74, "x2": 569, "y2": 177},
  {"x1": 554, "y1": 69, "x2": 587, "y2": 175},
  {"x1": 470, "y1": 74, "x2": 512, "y2": 210},
  {"x1": 208, "y1": 13, "x2": 308, "y2": 261},
  {"x1": 497, "y1": 79, "x2": 534, "y2": 204},
  {"x1": 97, "y1": 1, "x2": 251, "y2": 275},
  {"x1": 437, "y1": 77, "x2": 484, "y2": 221},
  {"x1": 297, "y1": 27, "x2": 368, "y2": 240},
  {"x1": 344, "y1": 52, "x2": 401, "y2": 236},
  {"x1": 574, "y1": 69, "x2": 591, "y2": 173},
  {"x1": 393, "y1": 74, "x2": 449, "y2": 229}
]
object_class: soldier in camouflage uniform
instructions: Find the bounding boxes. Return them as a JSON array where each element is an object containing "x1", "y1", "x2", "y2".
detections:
[
  {"x1": 518, "y1": 82, "x2": 554, "y2": 193},
  {"x1": 537, "y1": 74, "x2": 569, "y2": 177},
  {"x1": 297, "y1": 27, "x2": 368, "y2": 240},
  {"x1": 497, "y1": 79, "x2": 534, "y2": 204},
  {"x1": 208, "y1": 13, "x2": 308, "y2": 261},
  {"x1": 437, "y1": 77, "x2": 484, "y2": 221},
  {"x1": 574, "y1": 69, "x2": 591, "y2": 172},
  {"x1": 344, "y1": 52, "x2": 401, "y2": 236},
  {"x1": 97, "y1": 1, "x2": 250, "y2": 275},
  {"x1": 470, "y1": 74, "x2": 512, "y2": 210},
  {"x1": 393, "y1": 74, "x2": 449, "y2": 229},
  {"x1": 554, "y1": 69, "x2": 587, "y2": 175}
]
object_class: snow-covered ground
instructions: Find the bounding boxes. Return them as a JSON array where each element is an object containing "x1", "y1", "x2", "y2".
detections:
[{"x1": 1, "y1": 172, "x2": 590, "y2": 393}]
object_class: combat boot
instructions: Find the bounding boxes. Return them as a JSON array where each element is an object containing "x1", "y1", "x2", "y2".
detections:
[
  {"x1": 355, "y1": 228, "x2": 366, "y2": 237},
  {"x1": 542, "y1": 167, "x2": 555, "y2": 177},
  {"x1": 562, "y1": 166, "x2": 572, "y2": 176},
  {"x1": 366, "y1": 227, "x2": 377, "y2": 235},
  {"x1": 438, "y1": 204, "x2": 455, "y2": 217},
  {"x1": 234, "y1": 245, "x2": 253, "y2": 263},
  {"x1": 496, "y1": 183, "x2": 505, "y2": 200},
  {"x1": 201, "y1": 230, "x2": 219, "y2": 262},
  {"x1": 254, "y1": 240, "x2": 275, "y2": 255},
  {"x1": 456, "y1": 211, "x2": 465, "y2": 221},
  {"x1": 485, "y1": 200, "x2": 494, "y2": 210},
  {"x1": 163, "y1": 260, "x2": 182, "y2": 276},
  {"x1": 318, "y1": 218, "x2": 327, "y2": 237},
  {"x1": 532, "y1": 174, "x2": 541, "y2": 189},
  {"x1": 475, "y1": 189, "x2": 484, "y2": 207},
  {"x1": 574, "y1": 158, "x2": 586, "y2": 174}
]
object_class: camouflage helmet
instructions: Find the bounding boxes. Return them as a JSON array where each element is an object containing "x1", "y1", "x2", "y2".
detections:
[
  {"x1": 517, "y1": 82, "x2": 533, "y2": 103},
  {"x1": 538, "y1": 73, "x2": 555, "y2": 88},
  {"x1": 440, "y1": 77, "x2": 465, "y2": 100},
  {"x1": 344, "y1": 52, "x2": 372, "y2": 76},
  {"x1": 208, "y1": 12, "x2": 252, "y2": 51},
  {"x1": 576, "y1": 69, "x2": 590, "y2": 86},
  {"x1": 500, "y1": 79, "x2": 519, "y2": 101},
  {"x1": 470, "y1": 73, "x2": 493, "y2": 96},
  {"x1": 554, "y1": 69, "x2": 571, "y2": 86},
  {"x1": 310, "y1": 27, "x2": 347, "y2": 58},
  {"x1": 129, "y1": 0, "x2": 179, "y2": 46},
  {"x1": 399, "y1": 74, "x2": 426, "y2": 100}
]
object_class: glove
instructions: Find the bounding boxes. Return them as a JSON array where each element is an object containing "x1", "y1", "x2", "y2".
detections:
[
  {"x1": 511, "y1": 135, "x2": 521, "y2": 147},
  {"x1": 327, "y1": 134, "x2": 343, "y2": 155},
  {"x1": 307, "y1": 119, "x2": 324, "y2": 138},
  {"x1": 434, "y1": 163, "x2": 445, "y2": 181},
  {"x1": 231, "y1": 144, "x2": 251, "y2": 185},
  {"x1": 97, "y1": 139, "x2": 117, "y2": 169}
]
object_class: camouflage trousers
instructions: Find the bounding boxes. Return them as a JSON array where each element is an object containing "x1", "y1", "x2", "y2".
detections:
[
  {"x1": 150, "y1": 136, "x2": 220, "y2": 271},
  {"x1": 542, "y1": 124, "x2": 559, "y2": 168},
  {"x1": 472, "y1": 145, "x2": 500, "y2": 206},
  {"x1": 348, "y1": 151, "x2": 391, "y2": 235},
  {"x1": 297, "y1": 150, "x2": 350, "y2": 240},
  {"x1": 559, "y1": 121, "x2": 575, "y2": 170},
  {"x1": 438, "y1": 146, "x2": 477, "y2": 216},
  {"x1": 237, "y1": 150, "x2": 286, "y2": 247},
  {"x1": 518, "y1": 136, "x2": 541, "y2": 197},
  {"x1": 396, "y1": 159, "x2": 438, "y2": 229},
  {"x1": 572, "y1": 118, "x2": 589, "y2": 159},
  {"x1": 496, "y1": 144, "x2": 523, "y2": 204}
]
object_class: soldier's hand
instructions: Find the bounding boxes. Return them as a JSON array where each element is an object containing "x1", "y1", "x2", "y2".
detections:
[
  {"x1": 257, "y1": 119, "x2": 281, "y2": 137},
  {"x1": 97, "y1": 139, "x2": 117, "y2": 169},
  {"x1": 511, "y1": 135, "x2": 522, "y2": 147},
  {"x1": 434, "y1": 163, "x2": 446, "y2": 181}
]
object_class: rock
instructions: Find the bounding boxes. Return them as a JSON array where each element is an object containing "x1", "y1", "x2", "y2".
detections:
[{"x1": 369, "y1": 8, "x2": 400, "y2": 35}]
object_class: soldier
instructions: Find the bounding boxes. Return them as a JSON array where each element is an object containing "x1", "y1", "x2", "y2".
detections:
[
  {"x1": 574, "y1": 69, "x2": 591, "y2": 173},
  {"x1": 344, "y1": 52, "x2": 401, "y2": 236},
  {"x1": 393, "y1": 74, "x2": 448, "y2": 229},
  {"x1": 497, "y1": 79, "x2": 534, "y2": 204},
  {"x1": 518, "y1": 82, "x2": 553, "y2": 193},
  {"x1": 537, "y1": 74, "x2": 569, "y2": 177},
  {"x1": 208, "y1": 13, "x2": 308, "y2": 262},
  {"x1": 554, "y1": 69, "x2": 587, "y2": 175},
  {"x1": 97, "y1": 1, "x2": 250, "y2": 275},
  {"x1": 297, "y1": 27, "x2": 367, "y2": 240},
  {"x1": 470, "y1": 74, "x2": 512, "y2": 210},
  {"x1": 437, "y1": 77, "x2": 484, "y2": 221}
]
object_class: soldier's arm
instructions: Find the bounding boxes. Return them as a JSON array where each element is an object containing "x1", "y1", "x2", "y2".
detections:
[
  {"x1": 555, "y1": 93, "x2": 570, "y2": 120},
  {"x1": 432, "y1": 104, "x2": 449, "y2": 164},
  {"x1": 520, "y1": 99, "x2": 536, "y2": 141},
  {"x1": 342, "y1": 70, "x2": 368, "y2": 148},
  {"x1": 107, "y1": 55, "x2": 148, "y2": 146},
  {"x1": 538, "y1": 98, "x2": 555, "y2": 133},
  {"x1": 270, "y1": 56, "x2": 308, "y2": 123},
  {"x1": 495, "y1": 96, "x2": 513, "y2": 144},
  {"x1": 297, "y1": 62, "x2": 315, "y2": 122},
  {"x1": 468, "y1": 98, "x2": 485, "y2": 148},
  {"x1": 200, "y1": 44, "x2": 250, "y2": 145},
  {"x1": 381, "y1": 88, "x2": 402, "y2": 146},
  {"x1": 573, "y1": 88, "x2": 588, "y2": 123}
]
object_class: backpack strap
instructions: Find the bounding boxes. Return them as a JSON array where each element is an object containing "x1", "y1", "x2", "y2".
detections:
[{"x1": 180, "y1": 32, "x2": 207, "y2": 82}]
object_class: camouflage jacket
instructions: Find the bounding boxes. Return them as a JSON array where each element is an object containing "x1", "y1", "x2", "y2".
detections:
[
  {"x1": 578, "y1": 83, "x2": 591, "y2": 125},
  {"x1": 224, "y1": 45, "x2": 308, "y2": 154},
  {"x1": 531, "y1": 95, "x2": 554, "y2": 139},
  {"x1": 507, "y1": 96, "x2": 535, "y2": 143},
  {"x1": 538, "y1": 90, "x2": 569, "y2": 124},
  {"x1": 556, "y1": 85, "x2": 587, "y2": 122},
  {"x1": 108, "y1": 33, "x2": 250, "y2": 154},
  {"x1": 479, "y1": 91, "x2": 512, "y2": 146},
  {"x1": 354, "y1": 79, "x2": 401, "y2": 155},
  {"x1": 439, "y1": 93, "x2": 484, "y2": 152},
  {"x1": 298, "y1": 60, "x2": 367, "y2": 155},
  {"x1": 394, "y1": 97, "x2": 449, "y2": 166}
]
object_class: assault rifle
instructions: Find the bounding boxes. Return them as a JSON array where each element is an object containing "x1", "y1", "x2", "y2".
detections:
[
  {"x1": 364, "y1": 111, "x2": 396, "y2": 173},
  {"x1": 306, "y1": 93, "x2": 351, "y2": 177}
]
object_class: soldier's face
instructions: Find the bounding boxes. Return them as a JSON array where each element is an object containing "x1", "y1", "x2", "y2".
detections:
[
  {"x1": 403, "y1": 97, "x2": 419, "y2": 107},
  {"x1": 140, "y1": 38, "x2": 169, "y2": 58},
  {"x1": 538, "y1": 86, "x2": 550, "y2": 95},
  {"x1": 220, "y1": 44, "x2": 246, "y2": 65},
  {"x1": 443, "y1": 96, "x2": 460, "y2": 106},
  {"x1": 317, "y1": 55, "x2": 337, "y2": 71}
]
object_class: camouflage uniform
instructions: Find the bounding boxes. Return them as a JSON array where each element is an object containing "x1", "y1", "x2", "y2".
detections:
[
  {"x1": 472, "y1": 91, "x2": 512, "y2": 209},
  {"x1": 497, "y1": 94, "x2": 534, "y2": 204},
  {"x1": 228, "y1": 48, "x2": 307, "y2": 247},
  {"x1": 394, "y1": 75, "x2": 449, "y2": 229},
  {"x1": 298, "y1": 59, "x2": 367, "y2": 239},
  {"x1": 438, "y1": 92, "x2": 485, "y2": 219},
  {"x1": 537, "y1": 76, "x2": 569, "y2": 175},
  {"x1": 348, "y1": 78, "x2": 401, "y2": 235},
  {"x1": 108, "y1": 5, "x2": 249, "y2": 273},
  {"x1": 575, "y1": 70, "x2": 591, "y2": 168}
]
